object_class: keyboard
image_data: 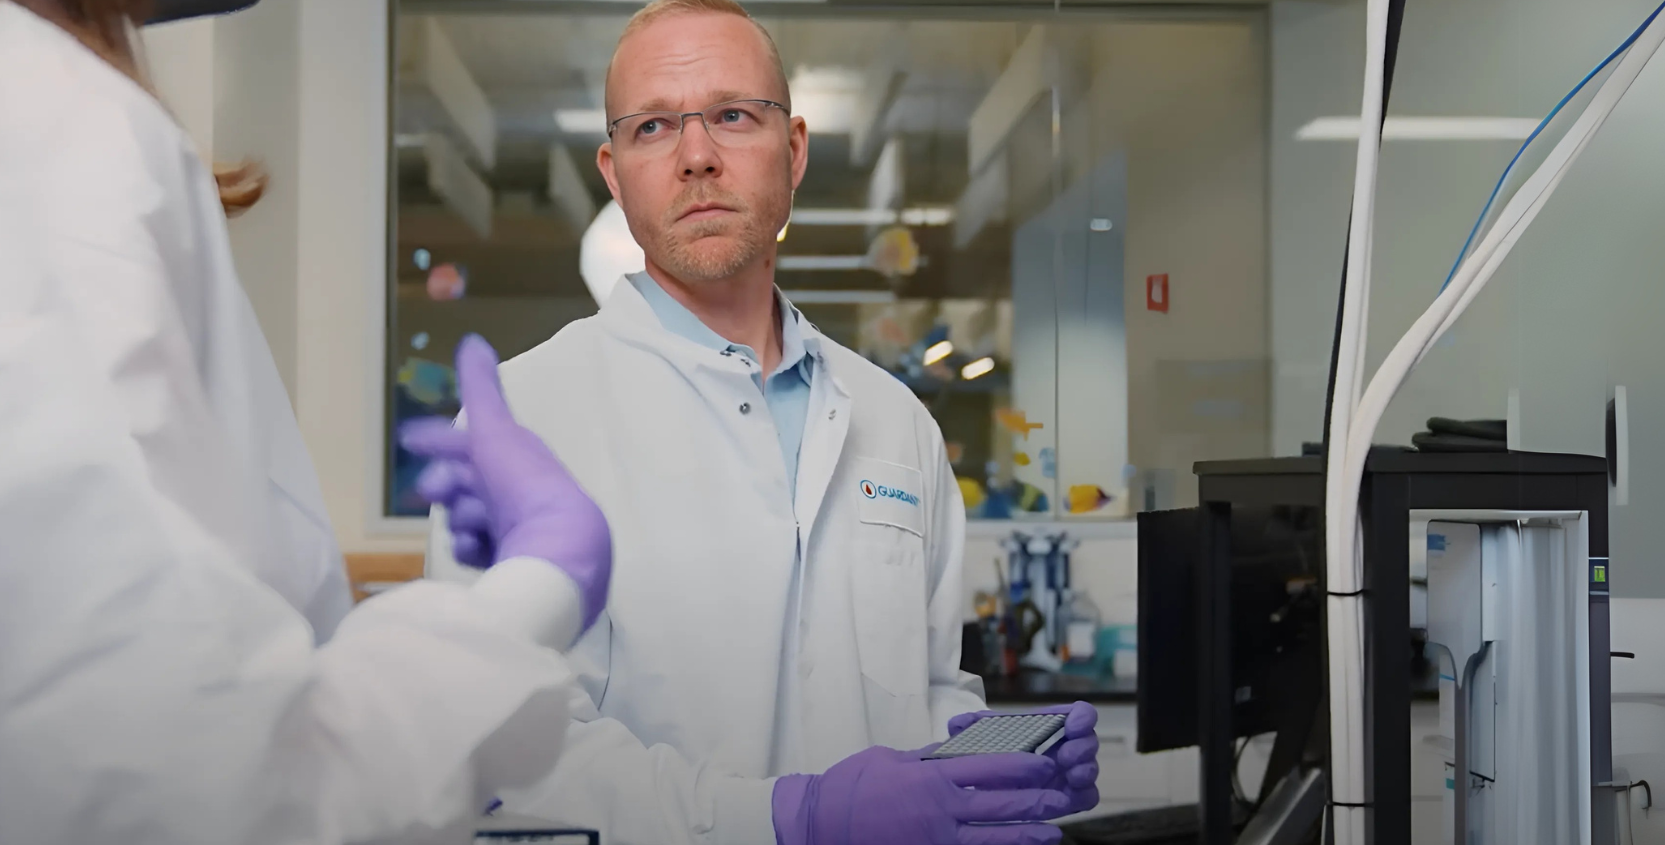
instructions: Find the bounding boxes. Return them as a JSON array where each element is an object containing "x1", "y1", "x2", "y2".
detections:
[{"x1": 1060, "y1": 804, "x2": 1207, "y2": 845}]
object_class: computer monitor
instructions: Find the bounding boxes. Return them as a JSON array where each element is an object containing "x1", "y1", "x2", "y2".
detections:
[{"x1": 1135, "y1": 505, "x2": 1326, "y2": 799}]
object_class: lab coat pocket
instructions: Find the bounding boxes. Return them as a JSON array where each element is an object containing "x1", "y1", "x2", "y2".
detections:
[{"x1": 851, "y1": 529, "x2": 929, "y2": 701}]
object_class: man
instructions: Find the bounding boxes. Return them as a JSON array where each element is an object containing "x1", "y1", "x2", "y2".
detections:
[{"x1": 424, "y1": 1, "x2": 1098, "y2": 842}]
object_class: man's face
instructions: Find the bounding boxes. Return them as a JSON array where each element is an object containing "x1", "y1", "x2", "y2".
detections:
[{"x1": 598, "y1": 13, "x2": 808, "y2": 284}]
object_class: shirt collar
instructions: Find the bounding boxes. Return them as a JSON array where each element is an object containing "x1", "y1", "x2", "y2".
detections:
[{"x1": 629, "y1": 271, "x2": 813, "y2": 380}]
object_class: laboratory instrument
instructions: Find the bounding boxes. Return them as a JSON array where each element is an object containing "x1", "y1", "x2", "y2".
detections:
[
  {"x1": 1139, "y1": 453, "x2": 1613, "y2": 845},
  {"x1": 1319, "y1": 0, "x2": 1665, "y2": 840}
]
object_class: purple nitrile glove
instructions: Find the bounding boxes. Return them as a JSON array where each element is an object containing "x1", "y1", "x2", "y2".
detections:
[
  {"x1": 399, "y1": 334, "x2": 612, "y2": 632},
  {"x1": 947, "y1": 702, "x2": 1100, "y2": 816},
  {"x1": 772, "y1": 745, "x2": 1071, "y2": 845}
]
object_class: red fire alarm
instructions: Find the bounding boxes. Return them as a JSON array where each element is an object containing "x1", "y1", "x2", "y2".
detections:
[{"x1": 1147, "y1": 274, "x2": 1170, "y2": 313}]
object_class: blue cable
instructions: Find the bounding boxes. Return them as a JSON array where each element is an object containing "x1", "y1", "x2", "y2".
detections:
[{"x1": 1440, "y1": 0, "x2": 1665, "y2": 291}]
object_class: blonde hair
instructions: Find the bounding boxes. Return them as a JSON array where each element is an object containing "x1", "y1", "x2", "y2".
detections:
[
  {"x1": 20, "y1": 0, "x2": 268, "y2": 216},
  {"x1": 606, "y1": 0, "x2": 790, "y2": 115}
]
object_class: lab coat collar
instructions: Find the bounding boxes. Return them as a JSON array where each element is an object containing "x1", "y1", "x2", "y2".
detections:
[
  {"x1": 626, "y1": 272, "x2": 814, "y2": 385},
  {"x1": 600, "y1": 275, "x2": 838, "y2": 387},
  {"x1": 599, "y1": 276, "x2": 853, "y2": 537}
]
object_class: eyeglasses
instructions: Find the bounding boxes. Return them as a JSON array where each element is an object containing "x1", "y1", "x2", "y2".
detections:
[{"x1": 607, "y1": 99, "x2": 789, "y2": 153}]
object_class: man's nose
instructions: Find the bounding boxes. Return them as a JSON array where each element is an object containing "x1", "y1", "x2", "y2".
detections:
[{"x1": 676, "y1": 117, "x2": 724, "y2": 178}]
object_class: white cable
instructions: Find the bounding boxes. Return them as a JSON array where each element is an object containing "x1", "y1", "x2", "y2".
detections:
[
  {"x1": 1324, "y1": 10, "x2": 1665, "y2": 845},
  {"x1": 1349, "y1": 9, "x2": 1665, "y2": 486},
  {"x1": 1324, "y1": 1, "x2": 1389, "y2": 839}
]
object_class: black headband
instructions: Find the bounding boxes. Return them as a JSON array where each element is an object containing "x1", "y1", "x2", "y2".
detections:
[{"x1": 145, "y1": 0, "x2": 261, "y2": 25}]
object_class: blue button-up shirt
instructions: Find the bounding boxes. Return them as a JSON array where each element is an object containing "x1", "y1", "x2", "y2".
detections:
[{"x1": 628, "y1": 272, "x2": 815, "y2": 494}]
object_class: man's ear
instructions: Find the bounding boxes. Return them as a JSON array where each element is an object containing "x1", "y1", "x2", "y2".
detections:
[
  {"x1": 788, "y1": 116, "x2": 809, "y2": 190},
  {"x1": 598, "y1": 142, "x2": 623, "y2": 203}
]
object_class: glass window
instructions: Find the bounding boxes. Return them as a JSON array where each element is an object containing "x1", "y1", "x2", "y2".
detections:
[{"x1": 385, "y1": 5, "x2": 1269, "y2": 522}]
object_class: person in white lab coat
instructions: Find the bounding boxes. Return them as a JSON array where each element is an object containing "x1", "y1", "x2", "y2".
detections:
[
  {"x1": 0, "y1": 2, "x2": 610, "y2": 843},
  {"x1": 421, "y1": 0, "x2": 1101, "y2": 841}
]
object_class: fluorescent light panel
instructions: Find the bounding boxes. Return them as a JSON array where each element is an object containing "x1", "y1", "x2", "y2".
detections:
[
  {"x1": 790, "y1": 208, "x2": 954, "y2": 226},
  {"x1": 961, "y1": 357, "x2": 996, "y2": 380},
  {"x1": 556, "y1": 108, "x2": 608, "y2": 135},
  {"x1": 1295, "y1": 116, "x2": 1540, "y2": 141},
  {"x1": 923, "y1": 340, "x2": 954, "y2": 365},
  {"x1": 778, "y1": 255, "x2": 868, "y2": 271}
]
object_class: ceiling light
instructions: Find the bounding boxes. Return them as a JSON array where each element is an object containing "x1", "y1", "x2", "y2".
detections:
[
  {"x1": 923, "y1": 340, "x2": 954, "y2": 366},
  {"x1": 787, "y1": 66, "x2": 863, "y2": 135},
  {"x1": 1295, "y1": 116, "x2": 1539, "y2": 141},
  {"x1": 555, "y1": 108, "x2": 608, "y2": 135},
  {"x1": 778, "y1": 255, "x2": 868, "y2": 271},
  {"x1": 961, "y1": 357, "x2": 996, "y2": 380},
  {"x1": 789, "y1": 208, "x2": 956, "y2": 226},
  {"x1": 900, "y1": 207, "x2": 955, "y2": 227}
]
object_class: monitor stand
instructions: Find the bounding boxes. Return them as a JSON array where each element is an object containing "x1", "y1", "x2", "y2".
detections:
[
  {"x1": 1238, "y1": 667, "x2": 1326, "y2": 845},
  {"x1": 1238, "y1": 767, "x2": 1326, "y2": 845}
]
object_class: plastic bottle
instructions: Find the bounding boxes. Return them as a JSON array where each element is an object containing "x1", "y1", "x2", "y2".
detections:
[{"x1": 1060, "y1": 589, "x2": 1103, "y2": 669}]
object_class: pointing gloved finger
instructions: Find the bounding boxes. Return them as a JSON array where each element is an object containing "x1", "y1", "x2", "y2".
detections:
[
  {"x1": 936, "y1": 752, "x2": 1058, "y2": 790},
  {"x1": 415, "y1": 460, "x2": 473, "y2": 506},
  {"x1": 399, "y1": 417, "x2": 471, "y2": 460},
  {"x1": 447, "y1": 494, "x2": 492, "y2": 536},
  {"x1": 453, "y1": 334, "x2": 515, "y2": 434},
  {"x1": 451, "y1": 531, "x2": 492, "y2": 569},
  {"x1": 954, "y1": 786, "x2": 1072, "y2": 823},
  {"x1": 956, "y1": 823, "x2": 1063, "y2": 845}
]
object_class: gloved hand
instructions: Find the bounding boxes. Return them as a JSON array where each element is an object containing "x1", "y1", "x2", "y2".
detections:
[
  {"x1": 772, "y1": 745, "x2": 1072, "y2": 845},
  {"x1": 399, "y1": 334, "x2": 612, "y2": 631},
  {"x1": 947, "y1": 702, "x2": 1100, "y2": 816}
]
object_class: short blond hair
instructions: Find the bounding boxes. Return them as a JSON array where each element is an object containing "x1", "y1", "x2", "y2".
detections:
[{"x1": 605, "y1": 0, "x2": 790, "y2": 116}]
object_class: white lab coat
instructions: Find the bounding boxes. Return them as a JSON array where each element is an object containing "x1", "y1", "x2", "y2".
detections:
[
  {"x1": 0, "y1": 5, "x2": 584, "y2": 843},
  {"x1": 426, "y1": 278, "x2": 987, "y2": 844}
]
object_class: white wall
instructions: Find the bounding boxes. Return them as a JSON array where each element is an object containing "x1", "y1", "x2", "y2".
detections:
[
  {"x1": 145, "y1": 2, "x2": 305, "y2": 402},
  {"x1": 149, "y1": 0, "x2": 410, "y2": 553},
  {"x1": 1010, "y1": 153, "x2": 1131, "y2": 513},
  {"x1": 1004, "y1": 19, "x2": 1269, "y2": 516},
  {"x1": 218, "y1": 0, "x2": 304, "y2": 400},
  {"x1": 294, "y1": 0, "x2": 416, "y2": 552},
  {"x1": 1089, "y1": 21, "x2": 1270, "y2": 510},
  {"x1": 1271, "y1": 0, "x2": 1665, "y2": 596},
  {"x1": 140, "y1": 18, "x2": 215, "y2": 157}
]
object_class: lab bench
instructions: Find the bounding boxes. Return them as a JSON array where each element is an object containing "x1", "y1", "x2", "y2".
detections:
[{"x1": 981, "y1": 670, "x2": 1137, "y2": 704}]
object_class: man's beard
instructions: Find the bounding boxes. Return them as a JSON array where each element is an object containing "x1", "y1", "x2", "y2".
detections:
[{"x1": 644, "y1": 184, "x2": 788, "y2": 283}]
